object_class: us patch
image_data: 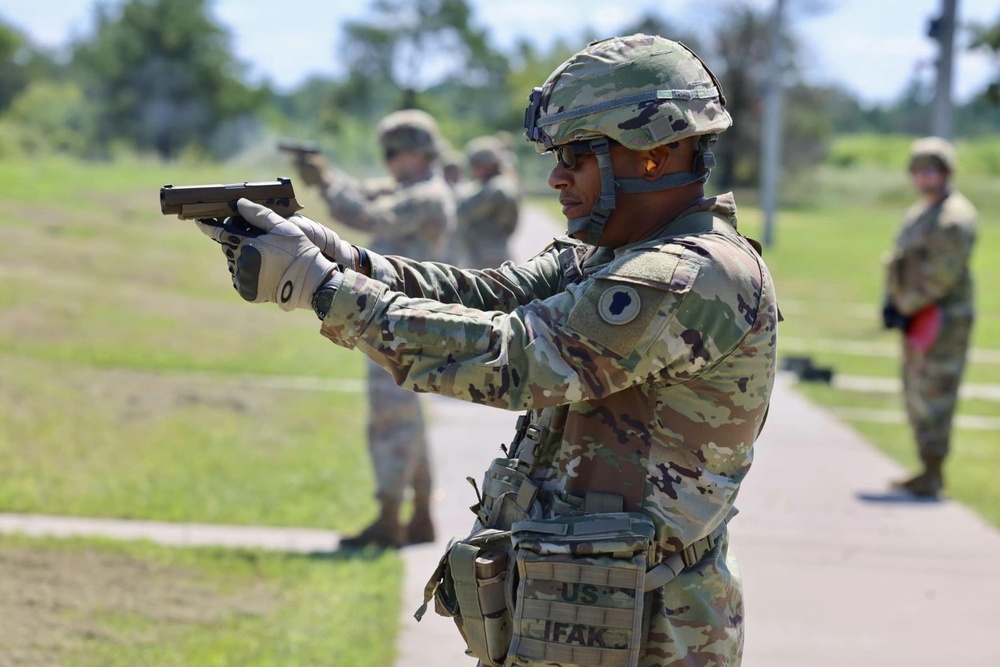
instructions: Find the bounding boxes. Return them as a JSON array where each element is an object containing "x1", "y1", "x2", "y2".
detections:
[{"x1": 598, "y1": 285, "x2": 641, "y2": 325}]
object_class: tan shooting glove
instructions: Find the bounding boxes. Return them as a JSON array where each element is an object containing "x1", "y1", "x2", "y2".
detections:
[
  {"x1": 196, "y1": 198, "x2": 336, "y2": 311},
  {"x1": 282, "y1": 214, "x2": 355, "y2": 267}
]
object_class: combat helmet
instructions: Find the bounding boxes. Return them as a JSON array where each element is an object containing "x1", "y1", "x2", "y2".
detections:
[
  {"x1": 465, "y1": 135, "x2": 508, "y2": 168},
  {"x1": 377, "y1": 109, "x2": 442, "y2": 161},
  {"x1": 523, "y1": 34, "x2": 731, "y2": 245},
  {"x1": 909, "y1": 136, "x2": 957, "y2": 173}
]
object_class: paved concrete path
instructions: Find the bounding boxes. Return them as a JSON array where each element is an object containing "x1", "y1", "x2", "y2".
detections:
[{"x1": 3, "y1": 204, "x2": 999, "y2": 665}]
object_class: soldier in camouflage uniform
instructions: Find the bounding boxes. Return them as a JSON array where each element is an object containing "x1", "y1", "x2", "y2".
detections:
[
  {"x1": 455, "y1": 135, "x2": 522, "y2": 268},
  {"x1": 292, "y1": 109, "x2": 457, "y2": 547},
  {"x1": 442, "y1": 146, "x2": 465, "y2": 190},
  {"x1": 883, "y1": 137, "x2": 977, "y2": 498},
  {"x1": 198, "y1": 34, "x2": 778, "y2": 666}
]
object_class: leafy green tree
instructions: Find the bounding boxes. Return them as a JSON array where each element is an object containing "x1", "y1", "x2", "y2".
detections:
[
  {"x1": 71, "y1": 0, "x2": 264, "y2": 158},
  {"x1": 0, "y1": 19, "x2": 30, "y2": 111},
  {"x1": 0, "y1": 18, "x2": 57, "y2": 113},
  {"x1": 969, "y1": 12, "x2": 1000, "y2": 104},
  {"x1": 4, "y1": 81, "x2": 98, "y2": 154},
  {"x1": 337, "y1": 0, "x2": 508, "y2": 114},
  {"x1": 708, "y1": 3, "x2": 831, "y2": 188}
]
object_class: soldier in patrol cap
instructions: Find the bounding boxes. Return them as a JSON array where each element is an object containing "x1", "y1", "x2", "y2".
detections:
[
  {"x1": 197, "y1": 34, "x2": 778, "y2": 665},
  {"x1": 455, "y1": 134, "x2": 521, "y2": 267},
  {"x1": 291, "y1": 108, "x2": 456, "y2": 548},
  {"x1": 883, "y1": 136, "x2": 977, "y2": 498}
]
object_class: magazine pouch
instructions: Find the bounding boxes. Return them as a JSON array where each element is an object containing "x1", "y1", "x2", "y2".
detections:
[
  {"x1": 507, "y1": 513, "x2": 656, "y2": 667},
  {"x1": 415, "y1": 526, "x2": 514, "y2": 667}
]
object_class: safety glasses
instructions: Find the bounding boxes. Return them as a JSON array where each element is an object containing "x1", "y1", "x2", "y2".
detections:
[
  {"x1": 554, "y1": 141, "x2": 594, "y2": 170},
  {"x1": 553, "y1": 139, "x2": 618, "y2": 170}
]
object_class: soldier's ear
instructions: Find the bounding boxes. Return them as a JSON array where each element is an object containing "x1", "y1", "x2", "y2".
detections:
[{"x1": 644, "y1": 145, "x2": 673, "y2": 179}]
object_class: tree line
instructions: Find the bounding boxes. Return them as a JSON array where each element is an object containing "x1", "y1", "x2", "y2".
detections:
[{"x1": 1, "y1": 0, "x2": 998, "y2": 189}]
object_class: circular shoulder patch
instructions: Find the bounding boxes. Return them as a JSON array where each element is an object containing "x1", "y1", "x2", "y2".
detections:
[{"x1": 597, "y1": 285, "x2": 641, "y2": 325}]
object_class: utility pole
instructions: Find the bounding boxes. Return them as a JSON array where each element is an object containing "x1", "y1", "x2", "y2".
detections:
[
  {"x1": 928, "y1": 0, "x2": 958, "y2": 139},
  {"x1": 759, "y1": 0, "x2": 786, "y2": 248}
]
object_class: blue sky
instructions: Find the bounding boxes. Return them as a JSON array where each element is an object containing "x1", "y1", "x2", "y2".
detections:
[{"x1": 0, "y1": 0, "x2": 996, "y2": 104}]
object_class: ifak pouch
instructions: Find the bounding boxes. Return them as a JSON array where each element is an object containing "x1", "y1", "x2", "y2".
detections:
[{"x1": 506, "y1": 513, "x2": 656, "y2": 667}]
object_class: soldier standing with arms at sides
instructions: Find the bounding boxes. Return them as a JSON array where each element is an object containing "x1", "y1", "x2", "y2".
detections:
[
  {"x1": 198, "y1": 34, "x2": 778, "y2": 665},
  {"x1": 291, "y1": 109, "x2": 456, "y2": 548},
  {"x1": 456, "y1": 134, "x2": 522, "y2": 268},
  {"x1": 883, "y1": 137, "x2": 977, "y2": 499}
]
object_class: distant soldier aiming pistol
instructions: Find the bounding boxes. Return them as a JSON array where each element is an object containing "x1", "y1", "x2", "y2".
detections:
[{"x1": 277, "y1": 140, "x2": 321, "y2": 158}]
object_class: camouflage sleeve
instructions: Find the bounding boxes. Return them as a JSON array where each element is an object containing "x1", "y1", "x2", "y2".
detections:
[
  {"x1": 495, "y1": 176, "x2": 522, "y2": 235},
  {"x1": 321, "y1": 177, "x2": 448, "y2": 244},
  {"x1": 358, "y1": 243, "x2": 567, "y2": 312},
  {"x1": 886, "y1": 213, "x2": 976, "y2": 315},
  {"x1": 457, "y1": 179, "x2": 520, "y2": 236},
  {"x1": 319, "y1": 245, "x2": 754, "y2": 411},
  {"x1": 315, "y1": 170, "x2": 374, "y2": 232},
  {"x1": 457, "y1": 182, "x2": 502, "y2": 218}
]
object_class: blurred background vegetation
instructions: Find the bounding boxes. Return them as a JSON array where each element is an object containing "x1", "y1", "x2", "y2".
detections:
[{"x1": 0, "y1": 0, "x2": 999, "y2": 191}]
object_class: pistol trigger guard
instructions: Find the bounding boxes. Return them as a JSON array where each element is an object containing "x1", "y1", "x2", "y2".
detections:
[{"x1": 221, "y1": 215, "x2": 266, "y2": 239}]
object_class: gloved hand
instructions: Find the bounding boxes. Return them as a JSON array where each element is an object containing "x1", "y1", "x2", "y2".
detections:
[
  {"x1": 881, "y1": 300, "x2": 909, "y2": 330},
  {"x1": 281, "y1": 213, "x2": 355, "y2": 266},
  {"x1": 295, "y1": 153, "x2": 332, "y2": 187},
  {"x1": 196, "y1": 198, "x2": 336, "y2": 311}
]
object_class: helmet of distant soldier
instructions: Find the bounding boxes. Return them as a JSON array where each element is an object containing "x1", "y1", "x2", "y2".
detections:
[
  {"x1": 464, "y1": 135, "x2": 507, "y2": 167},
  {"x1": 909, "y1": 136, "x2": 957, "y2": 173},
  {"x1": 523, "y1": 34, "x2": 731, "y2": 153},
  {"x1": 377, "y1": 109, "x2": 442, "y2": 161}
]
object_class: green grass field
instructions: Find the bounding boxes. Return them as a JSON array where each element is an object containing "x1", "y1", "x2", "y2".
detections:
[
  {"x1": 0, "y1": 533, "x2": 400, "y2": 667},
  {"x1": 1, "y1": 136, "x2": 998, "y2": 661},
  {"x1": 0, "y1": 155, "x2": 401, "y2": 664}
]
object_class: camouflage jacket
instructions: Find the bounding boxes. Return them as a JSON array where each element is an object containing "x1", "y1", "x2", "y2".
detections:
[
  {"x1": 319, "y1": 192, "x2": 778, "y2": 558},
  {"x1": 456, "y1": 172, "x2": 521, "y2": 266},
  {"x1": 885, "y1": 190, "x2": 977, "y2": 317},
  {"x1": 320, "y1": 169, "x2": 456, "y2": 261}
]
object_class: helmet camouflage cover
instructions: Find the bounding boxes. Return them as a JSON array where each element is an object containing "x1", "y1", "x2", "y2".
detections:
[
  {"x1": 524, "y1": 34, "x2": 731, "y2": 152},
  {"x1": 909, "y1": 136, "x2": 957, "y2": 173},
  {"x1": 377, "y1": 109, "x2": 442, "y2": 159},
  {"x1": 465, "y1": 135, "x2": 507, "y2": 167}
]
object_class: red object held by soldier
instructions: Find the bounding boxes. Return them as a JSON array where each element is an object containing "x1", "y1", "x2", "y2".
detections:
[{"x1": 906, "y1": 304, "x2": 943, "y2": 353}]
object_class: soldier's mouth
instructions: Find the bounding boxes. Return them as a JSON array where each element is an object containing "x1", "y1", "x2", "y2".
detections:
[{"x1": 559, "y1": 198, "x2": 584, "y2": 216}]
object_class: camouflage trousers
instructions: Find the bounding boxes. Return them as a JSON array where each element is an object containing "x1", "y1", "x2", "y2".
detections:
[
  {"x1": 642, "y1": 534, "x2": 744, "y2": 667},
  {"x1": 366, "y1": 359, "x2": 432, "y2": 501},
  {"x1": 901, "y1": 311, "x2": 973, "y2": 458}
]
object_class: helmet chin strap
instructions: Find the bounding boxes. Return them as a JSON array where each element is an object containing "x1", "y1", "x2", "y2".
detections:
[
  {"x1": 566, "y1": 134, "x2": 719, "y2": 246},
  {"x1": 566, "y1": 137, "x2": 616, "y2": 245}
]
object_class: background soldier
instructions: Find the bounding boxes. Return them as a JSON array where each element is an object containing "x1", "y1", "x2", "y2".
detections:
[
  {"x1": 291, "y1": 109, "x2": 456, "y2": 547},
  {"x1": 198, "y1": 34, "x2": 778, "y2": 664},
  {"x1": 441, "y1": 146, "x2": 465, "y2": 190},
  {"x1": 455, "y1": 134, "x2": 521, "y2": 268},
  {"x1": 883, "y1": 137, "x2": 978, "y2": 498}
]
